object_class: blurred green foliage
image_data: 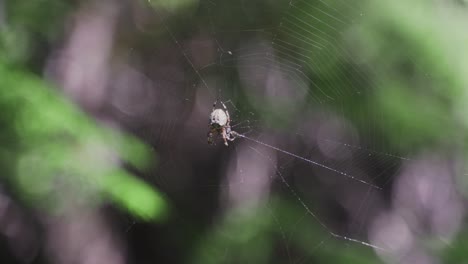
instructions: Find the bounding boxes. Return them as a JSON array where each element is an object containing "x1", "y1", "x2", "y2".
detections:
[
  {"x1": 0, "y1": 62, "x2": 167, "y2": 220},
  {"x1": 356, "y1": 0, "x2": 468, "y2": 150},
  {"x1": 1, "y1": 0, "x2": 72, "y2": 66},
  {"x1": 277, "y1": 0, "x2": 468, "y2": 153},
  {"x1": 191, "y1": 197, "x2": 378, "y2": 264},
  {"x1": 146, "y1": 0, "x2": 198, "y2": 13},
  {"x1": 441, "y1": 229, "x2": 468, "y2": 263},
  {"x1": 0, "y1": 1, "x2": 167, "y2": 220}
]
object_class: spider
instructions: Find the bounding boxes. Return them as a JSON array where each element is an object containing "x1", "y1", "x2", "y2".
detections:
[{"x1": 207, "y1": 99, "x2": 238, "y2": 146}]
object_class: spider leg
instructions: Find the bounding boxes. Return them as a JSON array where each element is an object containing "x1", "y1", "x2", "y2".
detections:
[
  {"x1": 222, "y1": 100, "x2": 239, "y2": 113},
  {"x1": 212, "y1": 100, "x2": 218, "y2": 112},
  {"x1": 219, "y1": 100, "x2": 231, "y2": 125},
  {"x1": 221, "y1": 127, "x2": 229, "y2": 146},
  {"x1": 207, "y1": 128, "x2": 217, "y2": 145},
  {"x1": 227, "y1": 129, "x2": 239, "y2": 142}
]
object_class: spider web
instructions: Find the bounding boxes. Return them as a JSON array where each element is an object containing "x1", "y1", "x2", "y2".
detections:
[
  {"x1": 121, "y1": 0, "x2": 464, "y2": 263},
  {"x1": 155, "y1": 0, "x2": 396, "y2": 257}
]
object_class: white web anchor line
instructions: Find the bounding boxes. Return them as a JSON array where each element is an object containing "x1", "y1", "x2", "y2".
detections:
[
  {"x1": 244, "y1": 137, "x2": 387, "y2": 252},
  {"x1": 232, "y1": 132, "x2": 382, "y2": 190}
]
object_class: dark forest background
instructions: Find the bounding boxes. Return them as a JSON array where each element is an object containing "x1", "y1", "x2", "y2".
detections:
[{"x1": 1, "y1": 0, "x2": 468, "y2": 263}]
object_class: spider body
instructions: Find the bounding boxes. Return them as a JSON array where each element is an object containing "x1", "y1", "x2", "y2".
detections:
[
  {"x1": 210, "y1": 109, "x2": 228, "y2": 127},
  {"x1": 207, "y1": 100, "x2": 237, "y2": 146}
]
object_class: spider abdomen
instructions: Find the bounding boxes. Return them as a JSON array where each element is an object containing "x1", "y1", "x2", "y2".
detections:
[{"x1": 210, "y1": 109, "x2": 228, "y2": 126}]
